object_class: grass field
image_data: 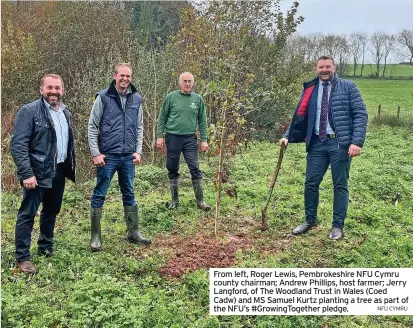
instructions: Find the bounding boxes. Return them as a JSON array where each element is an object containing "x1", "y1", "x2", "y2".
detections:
[
  {"x1": 354, "y1": 79, "x2": 413, "y2": 116},
  {"x1": 2, "y1": 79, "x2": 413, "y2": 327},
  {"x1": 345, "y1": 64, "x2": 413, "y2": 78}
]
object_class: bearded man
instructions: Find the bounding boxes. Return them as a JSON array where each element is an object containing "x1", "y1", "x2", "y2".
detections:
[{"x1": 11, "y1": 74, "x2": 76, "y2": 273}]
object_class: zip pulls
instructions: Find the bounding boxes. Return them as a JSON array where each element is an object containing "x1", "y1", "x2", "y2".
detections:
[
  {"x1": 43, "y1": 101, "x2": 58, "y2": 173},
  {"x1": 65, "y1": 110, "x2": 75, "y2": 171},
  {"x1": 328, "y1": 80, "x2": 340, "y2": 149}
]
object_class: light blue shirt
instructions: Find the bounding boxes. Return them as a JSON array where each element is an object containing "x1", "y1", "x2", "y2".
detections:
[
  {"x1": 44, "y1": 100, "x2": 69, "y2": 163},
  {"x1": 314, "y1": 79, "x2": 334, "y2": 135}
]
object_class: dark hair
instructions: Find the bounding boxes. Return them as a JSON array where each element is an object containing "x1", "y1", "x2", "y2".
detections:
[
  {"x1": 316, "y1": 55, "x2": 335, "y2": 66},
  {"x1": 40, "y1": 74, "x2": 64, "y2": 89}
]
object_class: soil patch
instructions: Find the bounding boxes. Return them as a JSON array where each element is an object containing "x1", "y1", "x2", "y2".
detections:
[
  {"x1": 155, "y1": 232, "x2": 254, "y2": 278},
  {"x1": 127, "y1": 224, "x2": 294, "y2": 279}
]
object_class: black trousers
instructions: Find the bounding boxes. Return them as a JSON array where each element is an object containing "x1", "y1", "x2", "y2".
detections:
[
  {"x1": 165, "y1": 133, "x2": 202, "y2": 180},
  {"x1": 15, "y1": 163, "x2": 66, "y2": 262}
]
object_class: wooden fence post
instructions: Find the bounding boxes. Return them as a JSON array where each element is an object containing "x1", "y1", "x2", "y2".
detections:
[
  {"x1": 397, "y1": 105, "x2": 400, "y2": 119},
  {"x1": 378, "y1": 104, "x2": 381, "y2": 119}
]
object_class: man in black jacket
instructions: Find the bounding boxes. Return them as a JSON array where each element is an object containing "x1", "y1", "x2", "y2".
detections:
[
  {"x1": 88, "y1": 63, "x2": 151, "y2": 252},
  {"x1": 10, "y1": 74, "x2": 76, "y2": 273}
]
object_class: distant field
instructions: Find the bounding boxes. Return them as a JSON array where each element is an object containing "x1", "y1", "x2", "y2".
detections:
[
  {"x1": 345, "y1": 64, "x2": 413, "y2": 78},
  {"x1": 351, "y1": 79, "x2": 413, "y2": 116}
]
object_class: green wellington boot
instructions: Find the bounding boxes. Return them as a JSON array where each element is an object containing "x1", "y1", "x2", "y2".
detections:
[
  {"x1": 90, "y1": 207, "x2": 102, "y2": 252},
  {"x1": 167, "y1": 178, "x2": 179, "y2": 210},
  {"x1": 124, "y1": 205, "x2": 151, "y2": 245},
  {"x1": 192, "y1": 179, "x2": 211, "y2": 211}
]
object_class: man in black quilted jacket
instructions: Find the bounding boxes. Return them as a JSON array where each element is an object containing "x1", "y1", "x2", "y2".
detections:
[
  {"x1": 280, "y1": 55, "x2": 368, "y2": 240},
  {"x1": 10, "y1": 74, "x2": 76, "y2": 273}
]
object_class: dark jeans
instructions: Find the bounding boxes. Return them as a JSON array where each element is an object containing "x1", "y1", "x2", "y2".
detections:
[
  {"x1": 165, "y1": 133, "x2": 202, "y2": 180},
  {"x1": 305, "y1": 137, "x2": 351, "y2": 229},
  {"x1": 91, "y1": 153, "x2": 136, "y2": 209},
  {"x1": 15, "y1": 163, "x2": 66, "y2": 262}
]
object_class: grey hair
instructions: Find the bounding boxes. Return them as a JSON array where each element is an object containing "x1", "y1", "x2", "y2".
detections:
[{"x1": 178, "y1": 72, "x2": 194, "y2": 84}]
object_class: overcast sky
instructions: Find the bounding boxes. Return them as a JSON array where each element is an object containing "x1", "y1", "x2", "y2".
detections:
[
  {"x1": 280, "y1": 0, "x2": 413, "y2": 62},
  {"x1": 281, "y1": 0, "x2": 413, "y2": 35}
]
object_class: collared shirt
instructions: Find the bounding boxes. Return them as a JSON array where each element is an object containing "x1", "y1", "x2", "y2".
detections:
[
  {"x1": 44, "y1": 99, "x2": 69, "y2": 163},
  {"x1": 117, "y1": 86, "x2": 132, "y2": 112},
  {"x1": 314, "y1": 79, "x2": 334, "y2": 135}
]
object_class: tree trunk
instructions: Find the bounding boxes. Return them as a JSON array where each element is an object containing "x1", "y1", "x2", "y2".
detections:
[
  {"x1": 361, "y1": 53, "x2": 365, "y2": 76},
  {"x1": 151, "y1": 48, "x2": 157, "y2": 164},
  {"x1": 215, "y1": 114, "x2": 226, "y2": 221}
]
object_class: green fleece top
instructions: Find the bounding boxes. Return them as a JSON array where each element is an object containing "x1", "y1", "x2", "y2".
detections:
[{"x1": 157, "y1": 90, "x2": 208, "y2": 141}]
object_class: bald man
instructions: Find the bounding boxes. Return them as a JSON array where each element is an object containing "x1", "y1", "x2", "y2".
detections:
[{"x1": 156, "y1": 72, "x2": 210, "y2": 211}]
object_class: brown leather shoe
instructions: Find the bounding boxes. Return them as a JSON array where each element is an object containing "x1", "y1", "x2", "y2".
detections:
[{"x1": 17, "y1": 261, "x2": 37, "y2": 274}]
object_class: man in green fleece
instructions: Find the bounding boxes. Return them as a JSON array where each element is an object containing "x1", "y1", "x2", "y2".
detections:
[{"x1": 156, "y1": 72, "x2": 210, "y2": 211}]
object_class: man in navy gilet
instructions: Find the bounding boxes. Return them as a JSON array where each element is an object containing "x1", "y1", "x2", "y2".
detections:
[
  {"x1": 280, "y1": 55, "x2": 368, "y2": 240},
  {"x1": 88, "y1": 63, "x2": 151, "y2": 251}
]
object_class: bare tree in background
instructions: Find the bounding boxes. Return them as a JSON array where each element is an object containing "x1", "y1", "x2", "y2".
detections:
[
  {"x1": 397, "y1": 28, "x2": 413, "y2": 65},
  {"x1": 320, "y1": 34, "x2": 348, "y2": 75},
  {"x1": 359, "y1": 33, "x2": 368, "y2": 77},
  {"x1": 285, "y1": 34, "x2": 307, "y2": 62},
  {"x1": 349, "y1": 32, "x2": 367, "y2": 77},
  {"x1": 382, "y1": 34, "x2": 395, "y2": 77},
  {"x1": 336, "y1": 35, "x2": 350, "y2": 76},
  {"x1": 285, "y1": 33, "x2": 324, "y2": 64},
  {"x1": 307, "y1": 33, "x2": 324, "y2": 62},
  {"x1": 321, "y1": 34, "x2": 341, "y2": 58},
  {"x1": 370, "y1": 31, "x2": 387, "y2": 77}
]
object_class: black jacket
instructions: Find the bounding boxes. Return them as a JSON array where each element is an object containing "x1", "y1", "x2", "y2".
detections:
[{"x1": 10, "y1": 98, "x2": 76, "y2": 188}]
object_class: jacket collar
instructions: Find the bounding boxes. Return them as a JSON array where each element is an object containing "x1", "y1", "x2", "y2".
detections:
[{"x1": 106, "y1": 79, "x2": 137, "y2": 97}]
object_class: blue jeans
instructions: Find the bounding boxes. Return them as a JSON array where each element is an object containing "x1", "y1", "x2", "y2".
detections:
[
  {"x1": 15, "y1": 163, "x2": 66, "y2": 262},
  {"x1": 165, "y1": 133, "x2": 202, "y2": 180},
  {"x1": 304, "y1": 137, "x2": 351, "y2": 229},
  {"x1": 91, "y1": 153, "x2": 136, "y2": 209}
]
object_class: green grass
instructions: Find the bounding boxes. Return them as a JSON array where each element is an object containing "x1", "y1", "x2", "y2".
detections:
[
  {"x1": 345, "y1": 64, "x2": 413, "y2": 78},
  {"x1": 351, "y1": 79, "x2": 413, "y2": 116},
  {"x1": 2, "y1": 79, "x2": 413, "y2": 327}
]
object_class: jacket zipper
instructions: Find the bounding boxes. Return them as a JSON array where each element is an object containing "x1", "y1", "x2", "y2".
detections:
[
  {"x1": 44, "y1": 104, "x2": 58, "y2": 173},
  {"x1": 67, "y1": 111, "x2": 74, "y2": 171},
  {"x1": 329, "y1": 82, "x2": 340, "y2": 148}
]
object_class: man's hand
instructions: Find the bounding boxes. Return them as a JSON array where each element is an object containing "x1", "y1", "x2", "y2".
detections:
[
  {"x1": 156, "y1": 138, "x2": 164, "y2": 150},
  {"x1": 93, "y1": 154, "x2": 106, "y2": 167},
  {"x1": 200, "y1": 141, "x2": 208, "y2": 152},
  {"x1": 279, "y1": 138, "x2": 289, "y2": 148},
  {"x1": 23, "y1": 176, "x2": 37, "y2": 189},
  {"x1": 133, "y1": 152, "x2": 142, "y2": 165},
  {"x1": 348, "y1": 144, "x2": 361, "y2": 158}
]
